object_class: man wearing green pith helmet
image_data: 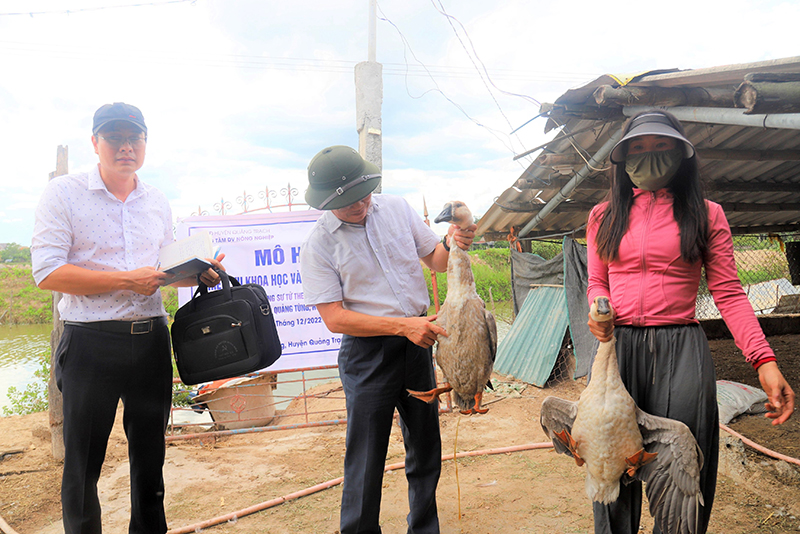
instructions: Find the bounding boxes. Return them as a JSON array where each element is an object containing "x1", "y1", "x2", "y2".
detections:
[{"x1": 299, "y1": 146, "x2": 477, "y2": 533}]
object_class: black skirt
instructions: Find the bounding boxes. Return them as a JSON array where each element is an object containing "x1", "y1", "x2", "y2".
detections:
[{"x1": 590, "y1": 324, "x2": 719, "y2": 534}]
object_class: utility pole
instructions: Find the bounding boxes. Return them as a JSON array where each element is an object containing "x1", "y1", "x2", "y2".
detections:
[
  {"x1": 47, "y1": 145, "x2": 67, "y2": 461},
  {"x1": 355, "y1": 0, "x2": 383, "y2": 191}
]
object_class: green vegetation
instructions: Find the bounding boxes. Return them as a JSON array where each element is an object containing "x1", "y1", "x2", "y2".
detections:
[
  {"x1": 0, "y1": 265, "x2": 52, "y2": 324},
  {"x1": 0, "y1": 243, "x2": 31, "y2": 264},
  {"x1": 2, "y1": 348, "x2": 50, "y2": 416},
  {"x1": 527, "y1": 240, "x2": 563, "y2": 261},
  {"x1": 738, "y1": 264, "x2": 791, "y2": 287}
]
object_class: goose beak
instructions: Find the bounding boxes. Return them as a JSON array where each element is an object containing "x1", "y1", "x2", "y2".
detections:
[
  {"x1": 591, "y1": 297, "x2": 613, "y2": 322},
  {"x1": 434, "y1": 202, "x2": 454, "y2": 224}
]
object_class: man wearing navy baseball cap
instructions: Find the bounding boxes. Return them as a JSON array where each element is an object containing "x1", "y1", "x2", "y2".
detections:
[{"x1": 31, "y1": 103, "x2": 224, "y2": 534}]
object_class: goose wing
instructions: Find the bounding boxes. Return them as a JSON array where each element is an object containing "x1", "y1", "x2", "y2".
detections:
[
  {"x1": 540, "y1": 396, "x2": 578, "y2": 457},
  {"x1": 484, "y1": 308, "x2": 497, "y2": 363},
  {"x1": 635, "y1": 409, "x2": 704, "y2": 534}
]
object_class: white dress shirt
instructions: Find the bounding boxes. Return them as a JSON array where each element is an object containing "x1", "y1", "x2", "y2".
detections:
[
  {"x1": 31, "y1": 164, "x2": 174, "y2": 321},
  {"x1": 300, "y1": 194, "x2": 440, "y2": 318}
]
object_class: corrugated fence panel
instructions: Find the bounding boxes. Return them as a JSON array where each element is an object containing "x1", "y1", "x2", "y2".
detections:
[{"x1": 494, "y1": 285, "x2": 569, "y2": 387}]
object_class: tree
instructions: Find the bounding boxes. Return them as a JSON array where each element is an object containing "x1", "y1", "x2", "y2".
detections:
[{"x1": 0, "y1": 243, "x2": 31, "y2": 263}]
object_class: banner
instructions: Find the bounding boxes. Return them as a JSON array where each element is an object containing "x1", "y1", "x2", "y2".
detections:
[{"x1": 175, "y1": 210, "x2": 341, "y2": 372}]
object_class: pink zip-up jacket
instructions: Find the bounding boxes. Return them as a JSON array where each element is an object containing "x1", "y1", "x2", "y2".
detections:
[{"x1": 587, "y1": 188, "x2": 776, "y2": 369}]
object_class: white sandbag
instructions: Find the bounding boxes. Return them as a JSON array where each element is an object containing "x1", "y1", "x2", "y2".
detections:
[{"x1": 716, "y1": 380, "x2": 768, "y2": 425}]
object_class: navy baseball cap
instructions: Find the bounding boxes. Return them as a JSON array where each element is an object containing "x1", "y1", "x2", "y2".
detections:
[{"x1": 92, "y1": 102, "x2": 147, "y2": 135}]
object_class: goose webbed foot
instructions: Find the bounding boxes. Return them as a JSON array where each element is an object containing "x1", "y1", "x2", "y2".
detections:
[
  {"x1": 553, "y1": 429, "x2": 585, "y2": 466},
  {"x1": 460, "y1": 391, "x2": 489, "y2": 415},
  {"x1": 624, "y1": 448, "x2": 658, "y2": 477},
  {"x1": 407, "y1": 384, "x2": 452, "y2": 404}
]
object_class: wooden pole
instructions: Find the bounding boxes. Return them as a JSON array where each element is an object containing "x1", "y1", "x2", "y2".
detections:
[
  {"x1": 423, "y1": 197, "x2": 440, "y2": 313},
  {"x1": 734, "y1": 80, "x2": 800, "y2": 114},
  {"x1": 47, "y1": 145, "x2": 67, "y2": 461},
  {"x1": 593, "y1": 85, "x2": 734, "y2": 108}
]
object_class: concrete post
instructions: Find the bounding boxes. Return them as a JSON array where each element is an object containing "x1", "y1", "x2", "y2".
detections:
[
  {"x1": 355, "y1": 0, "x2": 383, "y2": 191},
  {"x1": 355, "y1": 61, "x2": 383, "y2": 192}
]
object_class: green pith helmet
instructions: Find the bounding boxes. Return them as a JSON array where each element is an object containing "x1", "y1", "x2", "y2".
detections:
[{"x1": 305, "y1": 146, "x2": 381, "y2": 210}]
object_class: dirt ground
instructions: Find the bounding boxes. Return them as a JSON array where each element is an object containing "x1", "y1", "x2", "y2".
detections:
[{"x1": 1, "y1": 335, "x2": 799, "y2": 534}]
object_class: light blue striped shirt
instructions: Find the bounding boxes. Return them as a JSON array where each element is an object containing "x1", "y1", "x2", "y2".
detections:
[
  {"x1": 31, "y1": 164, "x2": 174, "y2": 321},
  {"x1": 300, "y1": 195, "x2": 439, "y2": 318}
]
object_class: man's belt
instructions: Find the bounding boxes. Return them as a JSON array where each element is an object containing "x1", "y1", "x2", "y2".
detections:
[{"x1": 64, "y1": 317, "x2": 167, "y2": 335}]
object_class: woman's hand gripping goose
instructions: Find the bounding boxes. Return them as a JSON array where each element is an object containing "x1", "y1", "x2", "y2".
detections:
[
  {"x1": 407, "y1": 201, "x2": 497, "y2": 414},
  {"x1": 540, "y1": 297, "x2": 705, "y2": 534}
]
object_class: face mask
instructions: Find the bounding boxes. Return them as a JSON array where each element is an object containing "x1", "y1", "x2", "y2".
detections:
[{"x1": 625, "y1": 147, "x2": 684, "y2": 191}]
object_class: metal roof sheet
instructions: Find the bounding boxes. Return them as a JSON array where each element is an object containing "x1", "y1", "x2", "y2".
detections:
[
  {"x1": 477, "y1": 57, "x2": 800, "y2": 241},
  {"x1": 493, "y1": 285, "x2": 568, "y2": 387}
]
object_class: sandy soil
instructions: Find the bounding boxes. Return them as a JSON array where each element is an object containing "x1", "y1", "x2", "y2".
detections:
[{"x1": 1, "y1": 335, "x2": 799, "y2": 534}]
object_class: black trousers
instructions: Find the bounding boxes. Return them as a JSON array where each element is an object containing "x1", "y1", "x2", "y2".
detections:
[
  {"x1": 55, "y1": 321, "x2": 173, "y2": 534},
  {"x1": 591, "y1": 325, "x2": 719, "y2": 534},
  {"x1": 338, "y1": 335, "x2": 442, "y2": 534}
]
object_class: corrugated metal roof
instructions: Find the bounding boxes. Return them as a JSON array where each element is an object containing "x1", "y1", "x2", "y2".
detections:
[
  {"x1": 493, "y1": 285, "x2": 568, "y2": 387},
  {"x1": 477, "y1": 56, "x2": 800, "y2": 241}
]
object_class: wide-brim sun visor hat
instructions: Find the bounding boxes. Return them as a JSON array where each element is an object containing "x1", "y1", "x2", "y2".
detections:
[
  {"x1": 92, "y1": 102, "x2": 147, "y2": 135},
  {"x1": 610, "y1": 112, "x2": 695, "y2": 164},
  {"x1": 305, "y1": 146, "x2": 382, "y2": 210}
]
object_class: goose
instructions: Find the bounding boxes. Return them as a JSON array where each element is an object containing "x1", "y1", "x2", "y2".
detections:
[
  {"x1": 407, "y1": 200, "x2": 497, "y2": 414},
  {"x1": 540, "y1": 297, "x2": 704, "y2": 534}
]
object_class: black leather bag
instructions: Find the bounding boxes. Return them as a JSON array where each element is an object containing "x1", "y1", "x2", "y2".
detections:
[{"x1": 171, "y1": 270, "x2": 282, "y2": 385}]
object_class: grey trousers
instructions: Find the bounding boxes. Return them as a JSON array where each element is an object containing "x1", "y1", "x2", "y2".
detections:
[
  {"x1": 590, "y1": 324, "x2": 719, "y2": 534},
  {"x1": 338, "y1": 334, "x2": 442, "y2": 534}
]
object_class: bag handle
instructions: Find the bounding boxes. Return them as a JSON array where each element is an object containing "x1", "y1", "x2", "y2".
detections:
[{"x1": 189, "y1": 269, "x2": 240, "y2": 309}]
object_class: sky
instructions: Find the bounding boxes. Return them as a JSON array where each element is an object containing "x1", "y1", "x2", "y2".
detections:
[{"x1": 0, "y1": 0, "x2": 798, "y2": 246}]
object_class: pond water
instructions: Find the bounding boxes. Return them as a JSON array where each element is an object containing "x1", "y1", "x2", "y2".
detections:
[{"x1": 0, "y1": 324, "x2": 51, "y2": 413}]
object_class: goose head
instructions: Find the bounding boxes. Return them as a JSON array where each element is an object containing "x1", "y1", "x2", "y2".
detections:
[
  {"x1": 590, "y1": 297, "x2": 613, "y2": 323},
  {"x1": 434, "y1": 200, "x2": 473, "y2": 230}
]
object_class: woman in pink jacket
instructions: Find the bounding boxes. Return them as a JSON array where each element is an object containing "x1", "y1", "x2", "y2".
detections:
[{"x1": 586, "y1": 109, "x2": 794, "y2": 534}]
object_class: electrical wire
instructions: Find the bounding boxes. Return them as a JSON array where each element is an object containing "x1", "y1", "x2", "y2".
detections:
[
  {"x1": 0, "y1": 40, "x2": 594, "y2": 82},
  {"x1": 430, "y1": 0, "x2": 520, "y2": 134},
  {"x1": 375, "y1": 2, "x2": 528, "y2": 165},
  {"x1": 0, "y1": 0, "x2": 195, "y2": 17},
  {"x1": 429, "y1": 0, "x2": 545, "y2": 164},
  {"x1": 545, "y1": 116, "x2": 612, "y2": 173},
  {"x1": 429, "y1": 0, "x2": 541, "y2": 108}
]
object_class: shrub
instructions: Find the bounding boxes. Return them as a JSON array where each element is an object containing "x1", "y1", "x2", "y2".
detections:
[
  {"x1": 528, "y1": 241, "x2": 563, "y2": 260},
  {"x1": 3, "y1": 349, "x2": 50, "y2": 416}
]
